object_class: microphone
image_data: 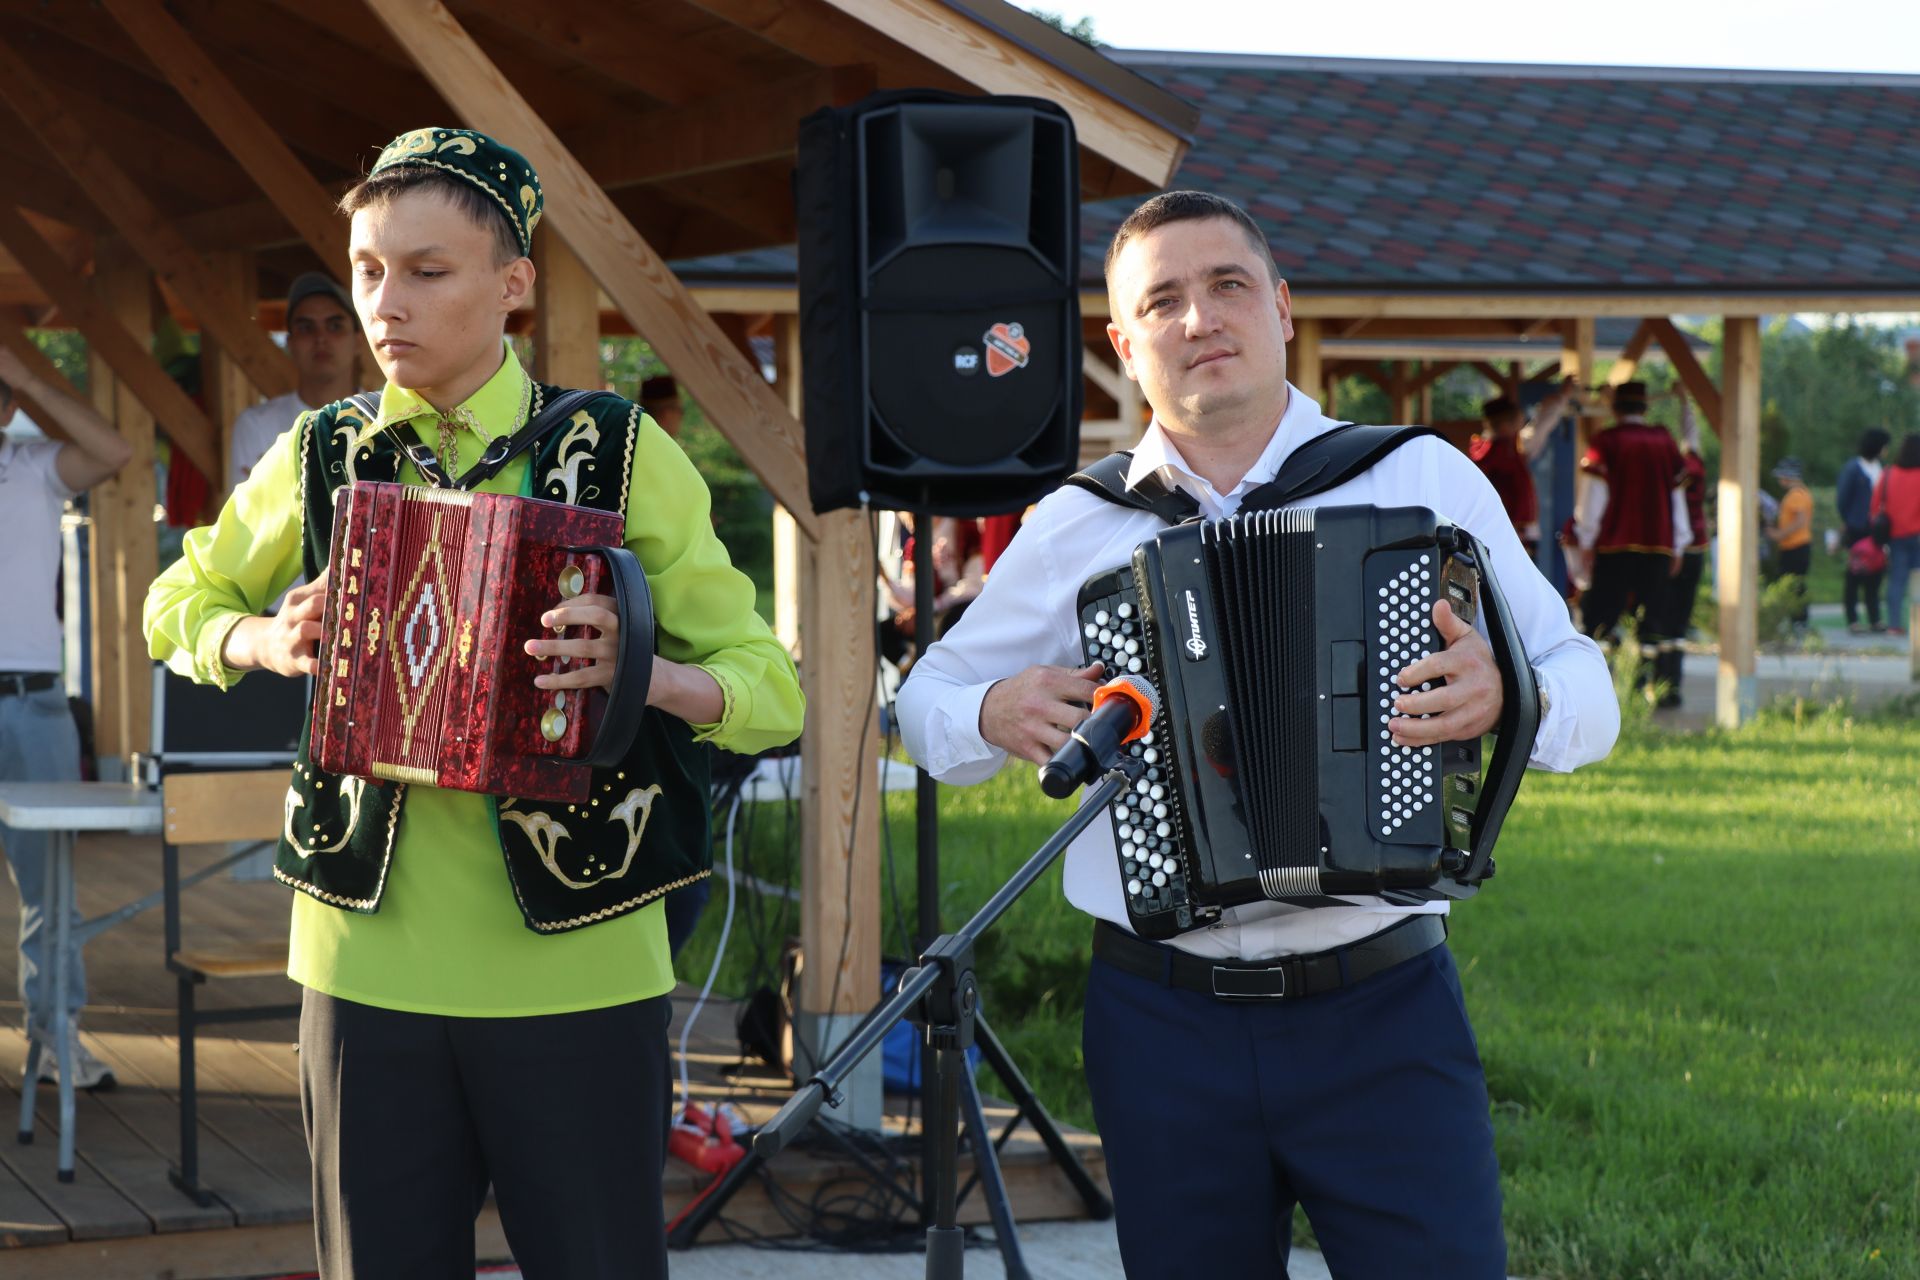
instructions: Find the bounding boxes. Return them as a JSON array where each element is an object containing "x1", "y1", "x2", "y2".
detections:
[{"x1": 1038, "y1": 674, "x2": 1161, "y2": 800}]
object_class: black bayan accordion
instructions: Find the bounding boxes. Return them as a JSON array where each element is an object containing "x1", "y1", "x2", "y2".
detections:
[{"x1": 1076, "y1": 505, "x2": 1538, "y2": 940}]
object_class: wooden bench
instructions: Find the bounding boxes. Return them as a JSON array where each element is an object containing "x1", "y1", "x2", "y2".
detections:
[{"x1": 161, "y1": 769, "x2": 300, "y2": 1207}]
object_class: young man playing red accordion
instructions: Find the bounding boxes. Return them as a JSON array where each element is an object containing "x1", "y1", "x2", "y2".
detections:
[{"x1": 145, "y1": 128, "x2": 803, "y2": 1279}]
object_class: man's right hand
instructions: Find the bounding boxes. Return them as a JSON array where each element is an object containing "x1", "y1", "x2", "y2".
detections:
[
  {"x1": 222, "y1": 570, "x2": 329, "y2": 676},
  {"x1": 979, "y1": 660, "x2": 1105, "y2": 767}
]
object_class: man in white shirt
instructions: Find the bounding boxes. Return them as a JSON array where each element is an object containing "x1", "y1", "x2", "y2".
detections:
[
  {"x1": 898, "y1": 191, "x2": 1618, "y2": 1278},
  {"x1": 228, "y1": 273, "x2": 366, "y2": 486},
  {"x1": 0, "y1": 344, "x2": 134, "y2": 1091}
]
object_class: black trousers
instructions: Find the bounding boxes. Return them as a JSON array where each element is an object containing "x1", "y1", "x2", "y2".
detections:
[
  {"x1": 1776, "y1": 544, "x2": 1812, "y2": 622},
  {"x1": 299, "y1": 989, "x2": 672, "y2": 1280},
  {"x1": 1583, "y1": 550, "x2": 1674, "y2": 643}
]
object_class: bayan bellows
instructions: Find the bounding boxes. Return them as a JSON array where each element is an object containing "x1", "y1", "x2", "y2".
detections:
[
  {"x1": 1076, "y1": 506, "x2": 1538, "y2": 939},
  {"x1": 312, "y1": 482, "x2": 653, "y2": 804}
]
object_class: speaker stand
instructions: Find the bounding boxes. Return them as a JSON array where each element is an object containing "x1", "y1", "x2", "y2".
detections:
[{"x1": 906, "y1": 510, "x2": 1111, "y2": 1241}]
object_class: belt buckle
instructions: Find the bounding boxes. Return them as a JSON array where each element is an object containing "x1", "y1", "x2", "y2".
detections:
[{"x1": 1210, "y1": 963, "x2": 1287, "y2": 1000}]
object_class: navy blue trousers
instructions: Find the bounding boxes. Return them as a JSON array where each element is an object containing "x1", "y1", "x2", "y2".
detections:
[{"x1": 1082, "y1": 941, "x2": 1506, "y2": 1279}]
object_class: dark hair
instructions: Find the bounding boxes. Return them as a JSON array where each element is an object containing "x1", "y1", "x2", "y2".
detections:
[
  {"x1": 1859, "y1": 427, "x2": 1892, "y2": 459},
  {"x1": 1482, "y1": 396, "x2": 1519, "y2": 424},
  {"x1": 337, "y1": 167, "x2": 522, "y2": 267},
  {"x1": 1898, "y1": 432, "x2": 1920, "y2": 469},
  {"x1": 1104, "y1": 190, "x2": 1279, "y2": 285}
]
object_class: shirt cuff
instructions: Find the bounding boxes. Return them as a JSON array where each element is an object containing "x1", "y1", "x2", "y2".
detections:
[
  {"x1": 685, "y1": 662, "x2": 740, "y2": 745},
  {"x1": 921, "y1": 679, "x2": 1005, "y2": 780},
  {"x1": 195, "y1": 610, "x2": 253, "y2": 691},
  {"x1": 1526, "y1": 665, "x2": 1578, "y2": 773}
]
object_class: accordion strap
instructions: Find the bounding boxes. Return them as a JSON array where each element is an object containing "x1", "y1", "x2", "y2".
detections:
[
  {"x1": 1065, "y1": 423, "x2": 1438, "y2": 524},
  {"x1": 350, "y1": 389, "x2": 619, "y2": 492},
  {"x1": 582, "y1": 545, "x2": 656, "y2": 768}
]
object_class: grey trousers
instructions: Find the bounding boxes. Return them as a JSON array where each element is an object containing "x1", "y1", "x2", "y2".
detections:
[
  {"x1": 298, "y1": 988, "x2": 673, "y2": 1280},
  {"x1": 0, "y1": 685, "x2": 85, "y2": 1023}
]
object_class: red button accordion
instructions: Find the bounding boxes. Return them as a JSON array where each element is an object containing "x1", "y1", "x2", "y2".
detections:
[{"x1": 312, "y1": 481, "x2": 652, "y2": 804}]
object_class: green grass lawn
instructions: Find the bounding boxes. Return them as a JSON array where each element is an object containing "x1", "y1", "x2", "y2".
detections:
[{"x1": 680, "y1": 703, "x2": 1920, "y2": 1279}]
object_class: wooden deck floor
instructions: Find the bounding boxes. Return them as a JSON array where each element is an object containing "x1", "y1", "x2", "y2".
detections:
[{"x1": 0, "y1": 832, "x2": 1106, "y2": 1279}]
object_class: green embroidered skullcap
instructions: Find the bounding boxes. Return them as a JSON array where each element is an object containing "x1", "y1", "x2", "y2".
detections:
[{"x1": 369, "y1": 127, "x2": 543, "y2": 256}]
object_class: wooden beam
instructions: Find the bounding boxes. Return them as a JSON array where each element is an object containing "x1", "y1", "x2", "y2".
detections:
[
  {"x1": 452, "y1": 0, "x2": 754, "y2": 105},
  {"x1": 175, "y1": 0, "x2": 450, "y2": 130},
  {"x1": 0, "y1": 321, "x2": 74, "y2": 441},
  {"x1": 569, "y1": 68, "x2": 866, "y2": 191},
  {"x1": 1386, "y1": 362, "x2": 1412, "y2": 423},
  {"x1": 687, "y1": 0, "x2": 957, "y2": 86},
  {"x1": 1645, "y1": 318, "x2": 1723, "y2": 434},
  {"x1": 1471, "y1": 360, "x2": 1509, "y2": 390},
  {"x1": 0, "y1": 206, "x2": 219, "y2": 478},
  {"x1": 99, "y1": 0, "x2": 352, "y2": 272},
  {"x1": 1081, "y1": 343, "x2": 1129, "y2": 402},
  {"x1": 1717, "y1": 317, "x2": 1760, "y2": 729},
  {"x1": 532, "y1": 225, "x2": 600, "y2": 390},
  {"x1": 201, "y1": 251, "x2": 259, "y2": 494},
  {"x1": 1559, "y1": 318, "x2": 1595, "y2": 385},
  {"x1": 1406, "y1": 359, "x2": 1459, "y2": 394},
  {"x1": 89, "y1": 242, "x2": 158, "y2": 768},
  {"x1": 1290, "y1": 316, "x2": 1325, "y2": 405},
  {"x1": 1606, "y1": 319, "x2": 1655, "y2": 386},
  {"x1": 814, "y1": 0, "x2": 1186, "y2": 186},
  {"x1": 364, "y1": 0, "x2": 818, "y2": 542},
  {"x1": 0, "y1": 40, "x2": 295, "y2": 400}
]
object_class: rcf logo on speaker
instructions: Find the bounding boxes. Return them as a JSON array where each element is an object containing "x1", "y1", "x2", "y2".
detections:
[{"x1": 982, "y1": 322, "x2": 1031, "y2": 377}]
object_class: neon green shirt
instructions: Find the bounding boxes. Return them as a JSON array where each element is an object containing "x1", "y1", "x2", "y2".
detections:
[{"x1": 144, "y1": 349, "x2": 804, "y2": 1015}]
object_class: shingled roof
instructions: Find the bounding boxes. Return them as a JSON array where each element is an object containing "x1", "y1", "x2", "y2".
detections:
[
  {"x1": 679, "y1": 51, "x2": 1920, "y2": 299},
  {"x1": 1094, "y1": 51, "x2": 1920, "y2": 294}
]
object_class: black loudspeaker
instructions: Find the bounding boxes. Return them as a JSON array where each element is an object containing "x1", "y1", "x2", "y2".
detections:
[{"x1": 797, "y1": 91, "x2": 1081, "y2": 516}]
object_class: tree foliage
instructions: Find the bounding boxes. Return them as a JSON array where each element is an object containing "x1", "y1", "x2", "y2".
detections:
[
  {"x1": 1754, "y1": 317, "x2": 1920, "y2": 482},
  {"x1": 1026, "y1": 9, "x2": 1100, "y2": 45}
]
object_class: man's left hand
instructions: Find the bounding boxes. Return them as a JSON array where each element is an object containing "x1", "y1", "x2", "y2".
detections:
[
  {"x1": 1390, "y1": 600, "x2": 1503, "y2": 745},
  {"x1": 527, "y1": 593, "x2": 619, "y2": 691}
]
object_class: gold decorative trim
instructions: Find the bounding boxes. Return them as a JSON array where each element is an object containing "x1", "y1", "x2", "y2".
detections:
[
  {"x1": 618, "y1": 402, "x2": 638, "y2": 516},
  {"x1": 273, "y1": 865, "x2": 380, "y2": 911},
  {"x1": 527, "y1": 869, "x2": 712, "y2": 933},
  {"x1": 373, "y1": 762, "x2": 437, "y2": 785}
]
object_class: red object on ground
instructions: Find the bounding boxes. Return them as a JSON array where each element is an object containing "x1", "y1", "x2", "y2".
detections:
[
  {"x1": 668, "y1": 1102, "x2": 746, "y2": 1176},
  {"x1": 312, "y1": 481, "x2": 625, "y2": 804}
]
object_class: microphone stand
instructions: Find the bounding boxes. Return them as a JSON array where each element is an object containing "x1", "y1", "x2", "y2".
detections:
[{"x1": 745, "y1": 754, "x2": 1138, "y2": 1279}]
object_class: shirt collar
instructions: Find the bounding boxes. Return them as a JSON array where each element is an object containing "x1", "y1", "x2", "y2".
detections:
[
  {"x1": 351, "y1": 342, "x2": 529, "y2": 445},
  {"x1": 1123, "y1": 383, "x2": 1330, "y2": 517}
]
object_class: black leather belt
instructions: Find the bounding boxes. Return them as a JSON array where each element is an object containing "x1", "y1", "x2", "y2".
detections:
[
  {"x1": 1093, "y1": 913, "x2": 1446, "y2": 1001},
  {"x1": 0, "y1": 672, "x2": 58, "y2": 698}
]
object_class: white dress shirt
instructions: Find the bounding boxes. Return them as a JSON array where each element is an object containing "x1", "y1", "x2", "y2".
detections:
[
  {"x1": 0, "y1": 437, "x2": 77, "y2": 673},
  {"x1": 897, "y1": 386, "x2": 1619, "y2": 962}
]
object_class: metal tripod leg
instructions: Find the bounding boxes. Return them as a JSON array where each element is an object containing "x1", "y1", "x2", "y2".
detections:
[
  {"x1": 958, "y1": 1061, "x2": 1030, "y2": 1280},
  {"x1": 975, "y1": 1012, "x2": 1113, "y2": 1218}
]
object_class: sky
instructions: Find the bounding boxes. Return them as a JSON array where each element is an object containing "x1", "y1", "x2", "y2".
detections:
[{"x1": 1021, "y1": 0, "x2": 1920, "y2": 75}]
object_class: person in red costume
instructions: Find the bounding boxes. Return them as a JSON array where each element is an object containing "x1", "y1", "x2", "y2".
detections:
[{"x1": 1467, "y1": 376, "x2": 1578, "y2": 558}]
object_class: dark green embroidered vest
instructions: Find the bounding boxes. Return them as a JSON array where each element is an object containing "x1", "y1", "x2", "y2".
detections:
[{"x1": 274, "y1": 385, "x2": 712, "y2": 933}]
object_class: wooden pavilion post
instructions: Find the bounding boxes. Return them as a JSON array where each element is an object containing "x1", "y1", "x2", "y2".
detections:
[
  {"x1": 1717, "y1": 317, "x2": 1760, "y2": 728},
  {"x1": 88, "y1": 242, "x2": 159, "y2": 771},
  {"x1": 532, "y1": 226, "x2": 600, "y2": 389},
  {"x1": 769, "y1": 318, "x2": 882, "y2": 1126},
  {"x1": 201, "y1": 251, "x2": 258, "y2": 495},
  {"x1": 1290, "y1": 316, "x2": 1324, "y2": 406}
]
